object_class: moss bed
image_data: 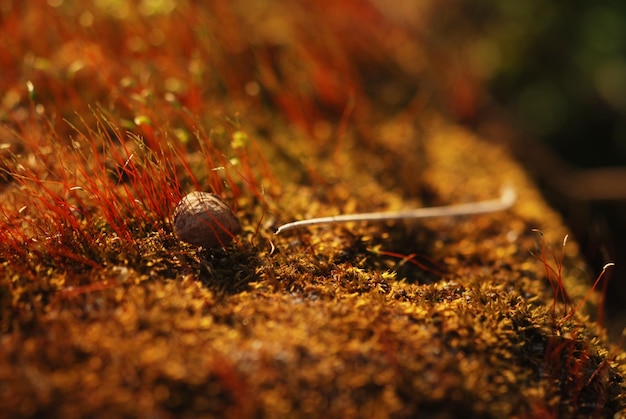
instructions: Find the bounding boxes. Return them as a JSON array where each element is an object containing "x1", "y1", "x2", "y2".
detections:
[{"x1": 1, "y1": 1, "x2": 625, "y2": 417}]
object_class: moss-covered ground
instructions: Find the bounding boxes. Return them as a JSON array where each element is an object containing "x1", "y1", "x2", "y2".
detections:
[{"x1": 1, "y1": 1, "x2": 624, "y2": 417}]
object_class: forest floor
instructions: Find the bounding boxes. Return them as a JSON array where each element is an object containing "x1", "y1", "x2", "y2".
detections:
[{"x1": 1, "y1": 1, "x2": 624, "y2": 417}]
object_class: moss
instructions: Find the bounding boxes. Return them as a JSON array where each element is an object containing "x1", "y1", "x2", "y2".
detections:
[{"x1": 1, "y1": 1, "x2": 624, "y2": 418}]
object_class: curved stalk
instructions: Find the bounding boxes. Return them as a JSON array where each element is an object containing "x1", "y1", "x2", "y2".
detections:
[{"x1": 275, "y1": 187, "x2": 517, "y2": 234}]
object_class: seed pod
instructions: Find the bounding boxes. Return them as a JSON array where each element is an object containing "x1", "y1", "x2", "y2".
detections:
[{"x1": 172, "y1": 191, "x2": 241, "y2": 248}]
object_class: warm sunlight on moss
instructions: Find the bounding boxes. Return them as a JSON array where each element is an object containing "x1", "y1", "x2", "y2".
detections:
[{"x1": 0, "y1": 1, "x2": 624, "y2": 417}]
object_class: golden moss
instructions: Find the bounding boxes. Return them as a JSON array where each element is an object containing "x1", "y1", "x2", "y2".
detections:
[
  {"x1": 2, "y1": 115, "x2": 624, "y2": 417},
  {"x1": 1, "y1": 1, "x2": 624, "y2": 418}
]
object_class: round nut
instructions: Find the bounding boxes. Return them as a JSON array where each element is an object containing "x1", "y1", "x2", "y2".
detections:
[{"x1": 172, "y1": 191, "x2": 241, "y2": 248}]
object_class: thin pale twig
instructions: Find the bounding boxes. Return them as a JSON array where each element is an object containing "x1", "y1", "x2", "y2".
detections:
[{"x1": 275, "y1": 187, "x2": 516, "y2": 234}]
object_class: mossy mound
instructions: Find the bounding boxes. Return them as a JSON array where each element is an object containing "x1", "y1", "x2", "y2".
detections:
[
  {"x1": 1, "y1": 1, "x2": 624, "y2": 418},
  {"x1": 2, "y1": 114, "x2": 624, "y2": 417}
]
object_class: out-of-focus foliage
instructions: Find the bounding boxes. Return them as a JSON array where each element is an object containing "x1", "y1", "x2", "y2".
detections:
[
  {"x1": 471, "y1": 0, "x2": 626, "y2": 167},
  {"x1": 371, "y1": 0, "x2": 626, "y2": 167}
]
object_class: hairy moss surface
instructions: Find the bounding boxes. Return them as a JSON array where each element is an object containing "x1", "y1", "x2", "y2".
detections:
[{"x1": 1, "y1": 1, "x2": 624, "y2": 418}]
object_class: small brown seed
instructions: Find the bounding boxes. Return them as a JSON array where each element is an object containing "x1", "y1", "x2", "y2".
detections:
[{"x1": 172, "y1": 191, "x2": 241, "y2": 248}]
